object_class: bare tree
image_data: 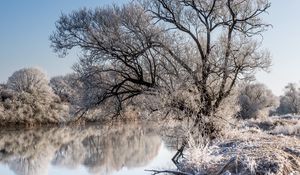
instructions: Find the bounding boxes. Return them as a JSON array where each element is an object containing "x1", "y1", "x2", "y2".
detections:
[{"x1": 50, "y1": 0, "x2": 271, "y2": 136}]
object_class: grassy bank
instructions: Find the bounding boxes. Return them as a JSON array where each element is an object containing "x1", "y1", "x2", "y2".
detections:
[{"x1": 166, "y1": 117, "x2": 300, "y2": 175}]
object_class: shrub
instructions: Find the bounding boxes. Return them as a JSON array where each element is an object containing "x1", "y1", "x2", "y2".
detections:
[
  {"x1": 7, "y1": 67, "x2": 51, "y2": 95},
  {"x1": 0, "y1": 68, "x2": 69, "y2": 125},
  {"x1": 238, "y1": 83, "x2": 278, "y2": 119},
  {"x1": 276, "y1": 83, "x2": 300, "y2": 115}
]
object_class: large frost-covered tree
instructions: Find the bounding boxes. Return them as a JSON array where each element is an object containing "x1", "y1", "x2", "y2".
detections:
[{"x1": 50, "y1": 0, "x2": 271, "y2": 136}]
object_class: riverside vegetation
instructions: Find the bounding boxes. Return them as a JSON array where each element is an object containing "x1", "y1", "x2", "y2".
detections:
[{"x1": 1, "y1": 0, "x2": 300, "y2": 174}]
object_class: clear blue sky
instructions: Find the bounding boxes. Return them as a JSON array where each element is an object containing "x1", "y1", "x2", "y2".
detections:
[
  {"x1": 0, "y1": 1, "x2": 299, "y2": 95},
  {"x1": 256, "y1": 1, "x2": 300, "y2": 95},
  {"x1": 0, "y1": 0, "x2": 127, "y2": 83}
]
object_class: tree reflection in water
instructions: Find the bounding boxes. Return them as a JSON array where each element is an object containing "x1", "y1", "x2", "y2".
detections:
[{"x1": 0, "y1": 122, "x2": 165, "y2": 175}]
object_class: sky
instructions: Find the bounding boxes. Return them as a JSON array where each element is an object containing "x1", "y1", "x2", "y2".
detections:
[
  {"x1": 0, "y1": 0, "x2": 128, "y2": 83},
  {"x1": 0, "y1": 1, "x2": 299, "y2": 96}
]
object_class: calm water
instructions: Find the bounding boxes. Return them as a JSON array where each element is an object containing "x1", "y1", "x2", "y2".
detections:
[{"x1": 0, "y1": 122, "x2": 181, "y2": 175}]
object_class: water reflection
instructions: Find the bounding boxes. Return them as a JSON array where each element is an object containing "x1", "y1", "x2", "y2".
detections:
[{"x1": 0, "y1": 122, "x2": 170, "y2": 175}]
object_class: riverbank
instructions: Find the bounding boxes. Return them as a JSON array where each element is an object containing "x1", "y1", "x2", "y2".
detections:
[{"x1": 167, "y1": 117, "x2": 300, "y2": 175}]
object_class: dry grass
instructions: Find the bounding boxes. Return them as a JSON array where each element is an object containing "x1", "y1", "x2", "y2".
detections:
[
  {"x1": 242, "y1": 117, "x2": 300, "y2": 136},
  {"x1": 178, "y1": 118, "x2": 300, "y2": 175}
]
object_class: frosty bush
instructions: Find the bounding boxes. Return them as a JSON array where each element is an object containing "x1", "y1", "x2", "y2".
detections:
[
  {"x1": 0, "y1": 67, "x2": 69, "y2": 125},
  {"x1": 7, "y1": 67, "x2": 51, "y2": 95},
  {"x1": 50, "y1": 73, "x2": 84, "y2": 104},
  {"x1": 276, "y1": 83, "x2": 300, "y2": 115},
  {"x1": 238, "y1": 83, "x2": 278, "y2": 119}
]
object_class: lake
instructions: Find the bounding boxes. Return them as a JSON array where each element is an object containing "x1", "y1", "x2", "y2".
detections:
[{"x1": 0, "y1": 121, "x2": 182, "y2": 175}]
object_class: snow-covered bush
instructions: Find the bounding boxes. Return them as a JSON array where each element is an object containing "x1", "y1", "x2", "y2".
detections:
[
  {"x1": 181, "y1": 134, "x2": 222, "y2": 174},
  {"x1": 238, "y1": 83, "x2": 278, "y2": 119},
  {"x1": 50, "y1": 73, "x2": 83, "y2": 105},
  {"x1": 0, "y1": 67, "x2": 69, "y2": 125},
  {"x1": 0, "y1": 91, "x2": 69, "y2": 125},
  {"x1": 7, "y1": 67, "x2": 51, "y2": 95},
  {"x1": 276, "y1": 83, "x2": 300, "y2": 115}
]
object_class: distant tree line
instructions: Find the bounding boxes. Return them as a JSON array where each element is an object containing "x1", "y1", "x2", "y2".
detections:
[{"x1": 0, "y1": 66, "x2": 299, "y2": 127}]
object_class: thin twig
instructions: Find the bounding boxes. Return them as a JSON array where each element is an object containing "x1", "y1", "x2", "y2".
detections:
[
  {"x1": 216, "y1": 156, "x2": 236, "y2": 175},
  {"x1": 145, "y1": 169, "x2": 192, "y2": 175}
]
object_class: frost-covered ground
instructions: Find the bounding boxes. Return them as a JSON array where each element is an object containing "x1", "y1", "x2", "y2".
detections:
[{"x1": 175, "y1": 116, "x2": 300, "y2": 175}]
